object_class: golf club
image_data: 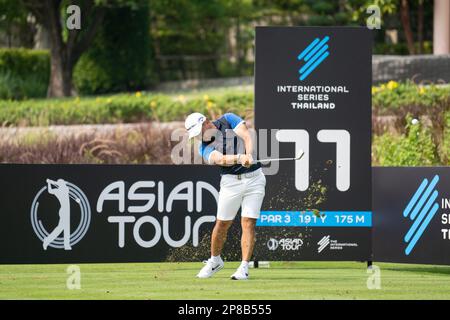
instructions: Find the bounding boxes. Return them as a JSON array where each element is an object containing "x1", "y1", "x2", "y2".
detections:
[{"x1": 256, "y1": 149, "x2": 305, "y2": 163}]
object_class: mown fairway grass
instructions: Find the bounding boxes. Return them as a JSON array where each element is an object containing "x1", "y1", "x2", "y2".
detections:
[{"x1": 1, "y1": 261, "x2": 450, "y2": 300}]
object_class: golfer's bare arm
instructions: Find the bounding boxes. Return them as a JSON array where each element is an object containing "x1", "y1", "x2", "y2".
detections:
[
  {"x1": 234, "y1": 123, "x2": 254, "y2": 158},
  {"x1": 209, "y1": 151, "x2": 241, "y2": 167},
  {"x1": 206, "y1": 122, "x2": 253, "y2": 167}
]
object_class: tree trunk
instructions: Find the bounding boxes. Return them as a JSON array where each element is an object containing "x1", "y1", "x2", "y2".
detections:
[
  {"x1": 236, "y1": 16, "x2": 242, "y2": 74},
  {"x1": 48, "y1": 48, "x2": 72, "y2": 97},
  {"x1": 400, "y1": 0, "x2": 415, "y2": 54},
  {"x1": 7, "y1": 22, "x2": 11, "y2": 48},
  {"x1": 418, "y1": 0, "x2": 424, "y2": 54},
  {"x1": 44, "y1": 0, "x2": 69, "y2": 97}
]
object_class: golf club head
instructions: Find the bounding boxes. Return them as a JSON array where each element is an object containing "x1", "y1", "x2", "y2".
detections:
[{"x1": 296, "y1": 149, "x2": 305, "y2": 160}]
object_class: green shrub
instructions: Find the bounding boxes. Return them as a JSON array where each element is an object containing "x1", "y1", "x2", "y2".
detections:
[
  {"x1": 0, "y1": 81, "x2": 448, "y2": 132},
  {"x1": 372, "y1": 115, "x2": 440, "y2": 166},
  {"x1": 373, "y1": 81, "x2": 450, "y2": 159},
  {"x1": 0, "y1": 48, "x2": 50, "y2": 99},
  {"x1": 0, "y1": 91, "x2": 253, "y2": 126},
  {"x1": 372, "y1": 81, "x2": 450, "y2": 113},
  {"x1": 0, "y1": 72, "x2": 48, "y2": 100},
  {"x1": 73, "y1": 3, "x2": 156, "y2": 95},
  {"x1": 217, "y1": 59, "x2": 254, "y2": 78},
  {"x1": 0, "y1": 48, "x2": 50, "y2": 76},
  {"x1": 374, "y1": 41, "x2": 433, "y2": 55},
  {"x1": 443, "y1": 111, "x2": 450, "y2": 164}
]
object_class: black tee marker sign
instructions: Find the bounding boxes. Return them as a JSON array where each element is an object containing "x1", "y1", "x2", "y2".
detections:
[{"x1": 254, "y1": 27, "x2": 372, "y2": 260}]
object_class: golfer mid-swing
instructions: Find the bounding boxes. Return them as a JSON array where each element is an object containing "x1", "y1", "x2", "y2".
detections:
[{"x1": 185, "y1": 112, "x2": 266, "y2": 280}]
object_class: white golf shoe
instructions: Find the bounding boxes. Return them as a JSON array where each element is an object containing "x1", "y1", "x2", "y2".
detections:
[
  {"x1": 230, "y1": 264, "x2": 249, "y2": 280},
  {"x1": 196, "y1": 257, "x2": 224, "y2": 278}
]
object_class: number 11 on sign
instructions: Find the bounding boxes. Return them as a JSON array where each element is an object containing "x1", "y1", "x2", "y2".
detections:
[{"x1": 275, "y1": 129, "x2": 350, "y2": 192}]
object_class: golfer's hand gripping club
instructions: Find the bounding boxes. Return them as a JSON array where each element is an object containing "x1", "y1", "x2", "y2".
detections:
[{"x1": 237, "y1": 154, "x2": 253, "y2": 168}]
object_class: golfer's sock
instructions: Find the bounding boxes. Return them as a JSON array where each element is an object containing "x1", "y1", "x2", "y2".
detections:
[
  {"x1": 211, "y1": 255, "x2": 221, "y2": 263},
  {"x1": 240, "y1": 261, "x2": 249, "y2": 269}
]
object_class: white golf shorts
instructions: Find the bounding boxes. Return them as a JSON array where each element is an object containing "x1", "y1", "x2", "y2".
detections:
[{"x1": 217, "y1": 168, "x2": 266, "y2": 221}]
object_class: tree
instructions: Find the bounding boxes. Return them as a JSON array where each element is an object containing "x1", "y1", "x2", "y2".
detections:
[
  {"x1": 149, "y1": 0, "x2": 230, "y2": 79},
  {"x1": 349, "y1": 0, "x2": 434, "y2": 55},
  {"x1": 348, "y1": 0, "x2": 397, "y2": 26},
  {"x1": 20, "y1": 0, "x2": 147, "y2": 98},
  {"x1": 74, "y1": 2, "x2": 154, "y2": 94},
  {"x1": 20, "y1": 0, "x2": 110, "y2": 97},
  {"x1": 400, "y1": 0, "x2": 415, "y2": 54},
  {"x1": 417, "y1": 0, "x2": 424, "y2": 54},
  {"x1": 222, "y1": 0, "x2": 255, "y2": 73},
  {"x1": 0, "y1": 0, "x2": 32, "y2": 47}
]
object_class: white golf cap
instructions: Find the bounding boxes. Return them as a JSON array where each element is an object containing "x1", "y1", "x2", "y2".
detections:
[{"x1": 185, "y1": 112, "x2": 206, "y2": 139}]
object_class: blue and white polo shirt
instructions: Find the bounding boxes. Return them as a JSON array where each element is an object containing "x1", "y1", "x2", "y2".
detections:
[{"x1": 199, "y1": 113, "x2": 261, "y2": 175}]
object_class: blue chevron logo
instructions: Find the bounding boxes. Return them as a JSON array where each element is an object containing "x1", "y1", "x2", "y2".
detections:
[
  {"x1": 297, "y1": 36, "x2": 330, "y2": 81},
  {"x1": 403, "y1": 175, "x2": 440, "y2": 255}
]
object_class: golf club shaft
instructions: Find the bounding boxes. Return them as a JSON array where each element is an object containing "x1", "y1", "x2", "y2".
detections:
[
  {"x1": 256, "y1": 157, "x2": 296, "y2": 163},
  {"x1": 256, "y1": 151, "x2": 304, "y2": 163}
]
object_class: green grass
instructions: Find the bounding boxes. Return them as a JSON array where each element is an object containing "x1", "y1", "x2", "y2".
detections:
[{"x1": 1, "y1": 261, "x2": 450, "y2": 300}]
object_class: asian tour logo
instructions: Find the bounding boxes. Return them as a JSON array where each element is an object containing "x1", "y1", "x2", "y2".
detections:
[
  {"x1": 297, "y1": 36, "x2": 330, "y2": 81},
  {"x1": 30, "y1": 179, "x2": 91, "y2": 250},
  {"x1": 267, "y1": 238, "x2": 303, "y2": 251},
  {"x1": 403, "y1": 175, "x2": 440, "y2": 255},
  {"x1": 267, "y1": 238, "x2": 279, "y2": 251}
]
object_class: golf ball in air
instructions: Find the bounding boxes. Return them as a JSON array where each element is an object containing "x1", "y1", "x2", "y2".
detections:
[
  {"x1": 75, "y1": 198, "x2": 81, "y2": 203},
  {"x1": 411, "y1": 118, "x2": 419, "y2": 125}
]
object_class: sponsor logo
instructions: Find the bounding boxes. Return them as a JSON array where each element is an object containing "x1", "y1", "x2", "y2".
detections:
[
  {"x1": 267, "y1": 238, "x2": 279, "y2": 250},
  {"x1": 267, "y1": 238, "x2": 303, "y2": 251},
  {"x1": 403, "y1": 175, "x2": 440, "y2": 255},
  {"x1": 317, "y1": 235, "x2": 330, "y2": 253},
  {"x1": 96, "y1": 181, "x2": 217, "y2": 248},
  {"x1": 31, "y1": 179, "x2": 218, "y2": 250},
  {"x1": 297, "y1": 36, "x2": 330, "y2": 81},
  {"x1": 317, "y1": 235, "x2": 358, "y2": 253},
  {"x1": 31, "y1": 179, "x2": 91, "y2": 250}
]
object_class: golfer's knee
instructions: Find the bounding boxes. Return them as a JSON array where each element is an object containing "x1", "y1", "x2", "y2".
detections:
[
  {"x1": 241, "y1": 218, "x2": 256, "y2": 232},
  {"x1": 214, "y1": 219, "x2": 232, "y2": 232}
]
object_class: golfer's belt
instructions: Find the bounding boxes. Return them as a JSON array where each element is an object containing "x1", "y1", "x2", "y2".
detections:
[{"x1": 227, "y1": 168, "x2": 262, "y2": 180}]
